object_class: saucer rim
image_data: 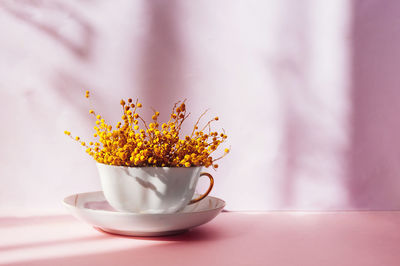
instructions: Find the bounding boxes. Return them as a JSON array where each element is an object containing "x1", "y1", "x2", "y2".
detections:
[{"x1": 63, "y1": 191, "x2": 226, "y2": 216}]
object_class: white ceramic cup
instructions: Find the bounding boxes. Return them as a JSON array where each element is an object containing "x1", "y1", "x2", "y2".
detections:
[{"x1": 96, "y1": 163, "x2": 214, "y2": 214}]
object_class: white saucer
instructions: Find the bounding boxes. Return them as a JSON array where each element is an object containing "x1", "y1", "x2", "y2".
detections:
[{"x1": 63, "y1": 191, "x2": 225, "y2": 236}]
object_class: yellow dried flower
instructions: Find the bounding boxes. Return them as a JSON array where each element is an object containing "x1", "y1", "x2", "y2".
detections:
[{"x1": 65, "y1": 93, "x2": 229, "y2": 168}]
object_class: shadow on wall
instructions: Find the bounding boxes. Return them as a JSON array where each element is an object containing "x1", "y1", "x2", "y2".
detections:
[
  {"x1": 0, "y1": 0, "x2": 100, "y2": 126},
  {"x1": 349, "y1": 0, "x2": 400, "y2": 209},
  {"x1": 272, "y1": 2, "x2": 339, "y2": 209},
  {"x1": 0, "y1": 0, "x2": 94, "y2": 59},
  {"x1": 137, "y1": 0, "x2": 187, "y2": 115},
  {"x1": 272, "y1": 1, "x2": 312, "y2": 208}
]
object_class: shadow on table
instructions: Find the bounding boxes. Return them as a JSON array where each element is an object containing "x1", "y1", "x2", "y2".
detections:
[
  {"x1": 0, "y1": 215, "x2": 108, "y2": 252},
  {"x1": 4, "y1": 211, "x2": 400, "y2": 266},
  {"x1": 2, "y1": 213, "x2": 246, "y2": 266},
  {"x1": 94, "y1": 224, "x2": 226, "y2": 242},
  {"x1": 0, "y1": 234, "x2": 106, "y2": 252},
  {"x1": 4, "y1": 228, "x2": 240, "y2": 266},
  {"x1": 0, "y1": 215, "x2": 74, "y2": 228}
]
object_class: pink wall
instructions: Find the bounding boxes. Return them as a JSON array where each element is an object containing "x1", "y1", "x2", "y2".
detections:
[
  {"x1": 1, "y1": 0, "x2": 400, "y2": 212},
  {"x1": 348, "y1": 0, "x2": 400, "y2": 208}
]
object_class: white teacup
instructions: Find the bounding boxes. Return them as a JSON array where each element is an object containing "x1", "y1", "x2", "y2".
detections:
[{"x1": 96, "y1": 163, "x2": 214, "y2": 214}]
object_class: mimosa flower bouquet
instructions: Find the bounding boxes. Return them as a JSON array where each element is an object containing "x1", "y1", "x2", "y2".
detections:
[{"x1": 65, "y1": 91, "x2": 229, "y2": 214}]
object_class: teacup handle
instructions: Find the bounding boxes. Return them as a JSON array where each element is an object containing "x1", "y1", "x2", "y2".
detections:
[{"x1": 189, "y1": 172, "x2": 214, "y2": 204}]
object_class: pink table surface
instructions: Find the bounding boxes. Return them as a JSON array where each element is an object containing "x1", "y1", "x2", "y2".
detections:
[{"x1": 0, "y1": 211, "x2": 399, "y2": 266}]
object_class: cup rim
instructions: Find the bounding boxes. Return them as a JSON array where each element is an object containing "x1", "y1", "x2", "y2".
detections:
[{"x1": 95, "y1": 161, "x2": 204, "y2": 169}]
